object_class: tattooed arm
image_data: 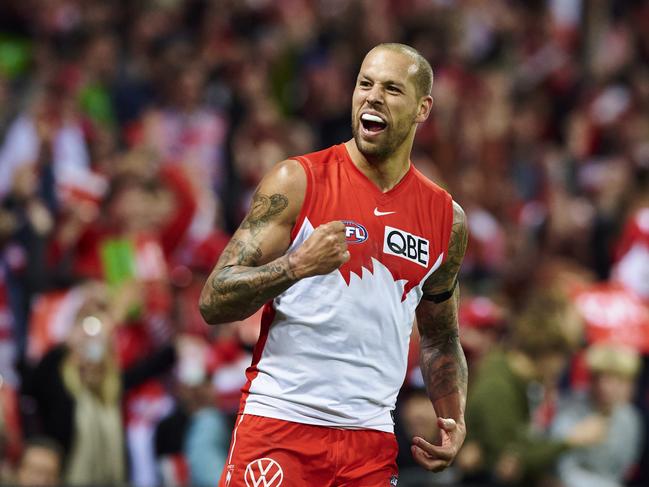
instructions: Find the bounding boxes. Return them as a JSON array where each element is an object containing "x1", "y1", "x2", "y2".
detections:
[
  {"x1": 411, "y1": 201, "x2": 469, "y2": 472},
  {"x1": 199, "y1": 160, "x2": 349, "y2": 324}
]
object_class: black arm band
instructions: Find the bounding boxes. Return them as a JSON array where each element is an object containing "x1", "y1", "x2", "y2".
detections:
[{"x1": 422, "y1": 279, "x2": 458, "y2": 303}]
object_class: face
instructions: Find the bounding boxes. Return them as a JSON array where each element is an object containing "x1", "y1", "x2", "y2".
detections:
[
  {"x1": 535, "y1": 352, "x2": 568, "y2": 386},
  {"x1": 592, "y1": 372, "x2": 635, "y2": 413},
  {"x1": 177, "y1": 67, "x2": 205, "y2": 108},
  {"x1": 351, "y1": 48, "x2": 431, "y2": 161},
  {"x1": 17, "y1": 447, "x2": 61, "y2": 486},
  {"x1": 111, "y1": 185, "x2": 158, "y2": 231}
]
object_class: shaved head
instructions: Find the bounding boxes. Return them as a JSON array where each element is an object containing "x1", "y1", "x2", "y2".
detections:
[
  {"x1": 351, "y1": 43, "x2": 435, "y2": 161},
  {"x1": 370, "y1": 43, "x2": 433, "y2": 98}
]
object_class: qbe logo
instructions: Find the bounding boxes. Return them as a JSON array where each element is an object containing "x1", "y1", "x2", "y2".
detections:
[
  {"x1": 244, "y1": 458, "x2": 284, "y2": 487},
  {"x1": 343, "y1": 220, "x2": 368, "y2": 244},
  {"x1": 383, "y1": 225, "x2": 429, "y2": 267}
]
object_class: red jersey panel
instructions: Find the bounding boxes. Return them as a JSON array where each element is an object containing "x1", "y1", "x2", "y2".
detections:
[{"x1": 240, "y1": 144, "x2": 453, "y2": 432}]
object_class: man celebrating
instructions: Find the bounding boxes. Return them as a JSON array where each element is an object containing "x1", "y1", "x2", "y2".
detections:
[{"x1": 200, "y1": 43, "x2": 468, "y2": 486}]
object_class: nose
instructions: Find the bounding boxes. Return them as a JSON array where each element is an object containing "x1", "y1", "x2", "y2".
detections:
[{"x1": 366, "y1": 85, "x2": 384, "y2": 106}]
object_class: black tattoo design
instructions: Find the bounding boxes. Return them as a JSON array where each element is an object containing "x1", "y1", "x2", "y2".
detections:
[
  {"x1": 422, "y1": 202, "x2": 468, "y2": 297},
  {"x1": 199, "y1": 191, "x2": 295, "y2": 323},
  {"x1": 416, "y1": 202, "x2": 469, "y2": 404},
  {"x1": 219, "y1": 238, "x2": 263, "y2": 267},
  {"x1": 202, "y1": 256, "x2": 297, "y2": 322},
  {"x1": 241, "y1": 192, "x2": 288, "y2": 234},
  {"x1": 417, "y1": 292, "x2": 468, "y2": 403}
]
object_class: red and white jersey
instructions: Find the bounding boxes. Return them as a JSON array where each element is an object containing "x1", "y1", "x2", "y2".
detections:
[{"x1": 240, "y1": 144, "x2": 454, "y2": 432}]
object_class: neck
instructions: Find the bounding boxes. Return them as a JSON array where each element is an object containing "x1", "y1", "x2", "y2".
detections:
[{"x1": 344, "y1": 138, "x2": 413, "y2": 193}]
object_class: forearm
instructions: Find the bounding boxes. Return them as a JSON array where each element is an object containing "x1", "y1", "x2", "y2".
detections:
[
  {"x1": 418, "y1": 294, "x2": 468, "y2": 423},
  {"x1": 199, "y1": 253, "x2": 297, "y2": 324},
  {"x1": 409, "y1": 202, "x2": 468, "y2": 471},
  {"x1": 420, "y1": 330, "x2": 468, "y2": 422}
]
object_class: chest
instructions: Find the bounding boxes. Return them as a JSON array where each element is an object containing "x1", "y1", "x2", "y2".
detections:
[{"x1": 306, "y1": 180, "x2": 444, "y2": 288}]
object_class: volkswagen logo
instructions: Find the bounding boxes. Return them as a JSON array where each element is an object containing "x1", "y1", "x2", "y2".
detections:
[{"x1": 244, "y1": 457, "x2": 284, "y2": 487}]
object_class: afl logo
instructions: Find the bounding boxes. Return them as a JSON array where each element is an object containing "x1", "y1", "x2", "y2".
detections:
[
  {"x1": 244, "y1": 458, "x2": 284, "y2": 487},
  {"x1": 343, "y1": 220, "x2": 368, "y2": 244}
]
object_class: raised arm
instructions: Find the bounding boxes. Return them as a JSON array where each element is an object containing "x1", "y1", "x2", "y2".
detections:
[
  {"x1": 411, "y1": 201, "x2": 469, "y2": 472},
  {"x1": 199, "y1": 159, "x2": 349, "y2": 324}
]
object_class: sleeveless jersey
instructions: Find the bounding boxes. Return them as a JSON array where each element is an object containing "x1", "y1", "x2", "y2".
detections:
[{"x1": 239, "y1": 144, "x2": 454, "y2": 433}]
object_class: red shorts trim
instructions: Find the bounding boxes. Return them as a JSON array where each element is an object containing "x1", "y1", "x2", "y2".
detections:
[{"x1": 219, "y1": 414, "x2": 399, "y2": 487}]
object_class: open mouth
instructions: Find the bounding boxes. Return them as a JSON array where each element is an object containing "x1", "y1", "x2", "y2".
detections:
[{"x1": 360, "y1": 113, "x2": 387, "y2": 134}]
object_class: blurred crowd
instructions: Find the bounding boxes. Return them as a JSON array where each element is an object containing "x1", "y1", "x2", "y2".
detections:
[{"x1": 0, "y1": 0, "x2": 648, "y2": 486}]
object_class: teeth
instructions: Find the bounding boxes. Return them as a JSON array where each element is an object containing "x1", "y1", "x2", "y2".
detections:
[{"x1": 361, "y1": 113, "x2": 385, "y2": 124}]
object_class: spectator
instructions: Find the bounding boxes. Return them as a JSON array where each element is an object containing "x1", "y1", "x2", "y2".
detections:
[
  {"x1": 551, "y1": 343, "x2": 644, "y2": 487},
  {"x1": 457, "y1": 292, "x2": 601, "y2": 486},
  {"x1": 14, "y1": 437, "x2": 63, "y2": 487},
  {"x1": 1, "y1": 161, "x2": 57, "y2": 358},
  {"x1": 155, "y1": 335, "x2": 229, "y2": 487},
  {"x1": 141, "y1": 63, "x2": 228, "y2": 239},
  {"x1": 0, "y1": 81, "x2": 90, "y2": 203},
  {"x1": 458, "y1": 295, "x2": 507, "y2": 374},
  {"x1": 23, "y1": 299, "x2": 176, "y2": 485}
]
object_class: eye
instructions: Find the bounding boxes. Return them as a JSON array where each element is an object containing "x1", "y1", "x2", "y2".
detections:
[
  {"x1": 387, "y1": 85, "x2": 402, "y2": 94},
  {"x1": 359, "y1": 80, "x2": 372, "y2": 88}
]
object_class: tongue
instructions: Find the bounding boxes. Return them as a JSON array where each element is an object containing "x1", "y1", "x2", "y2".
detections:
[{"x1": 365, "y1": 120, "x2": 385, "y2": 132}]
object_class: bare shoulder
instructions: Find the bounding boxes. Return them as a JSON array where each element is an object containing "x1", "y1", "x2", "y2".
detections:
[
  {"x1": 446, "y1": 201, "x2": 468, "y2": 265},
  {"x1": 266, "y1": 158, "x2": 306, "y2": 190},
  {"x1": 211, "y1": 158, "x2": 308, "y2": 269},
  {"x1": 422, "y1": 200, "x2": 468, "y2": 296},
  {"x1": 451, "y1": 201, "x2": 467, "y2": 231}
]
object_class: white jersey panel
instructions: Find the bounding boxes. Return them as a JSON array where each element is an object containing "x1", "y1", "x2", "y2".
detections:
[{"x1": 243, "y1": 218, "x2": 444, "y2": 432}]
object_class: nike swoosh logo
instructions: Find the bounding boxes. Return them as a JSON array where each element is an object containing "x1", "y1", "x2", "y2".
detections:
[{"x1": 374, "y1": 208, "x2": 396, "y2": 216}]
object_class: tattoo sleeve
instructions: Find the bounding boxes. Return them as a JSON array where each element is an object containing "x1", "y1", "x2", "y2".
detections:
[
  {"x1": 416, "y1": 202, "x2": 469, "y2": 419},
  {"x1": 199, "y1": 191, "x2": 297, "y2": 324}
]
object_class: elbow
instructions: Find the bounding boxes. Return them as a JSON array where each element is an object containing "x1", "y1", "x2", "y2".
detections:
[
  {"x1": 198, "y1": 292, "x2": 225, "y2": 325},
  {"x1": 198, "y1": 293, "x2": 246, "y2": 325},
  {"x1": 198, "y1": 300, "x2": 220, "y2": 325}
]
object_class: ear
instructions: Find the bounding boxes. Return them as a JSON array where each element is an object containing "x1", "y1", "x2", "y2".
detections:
[{"x1": 415, "y1": 95, "x2": 433, "y2": 124}]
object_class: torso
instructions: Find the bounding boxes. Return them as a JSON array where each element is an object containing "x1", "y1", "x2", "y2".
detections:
[{"x1": 240, "y1": 144, "x2": 453, "y2": 432}]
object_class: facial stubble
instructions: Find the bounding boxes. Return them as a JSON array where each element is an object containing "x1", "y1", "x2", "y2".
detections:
[{"x1": 351, "y1": 112, "x2": 415, "y2": 163}]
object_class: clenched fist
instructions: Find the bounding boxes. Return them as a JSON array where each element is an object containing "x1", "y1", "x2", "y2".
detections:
[{"x1": 288, "y1": 221, "x2": 350, "y2": 279}]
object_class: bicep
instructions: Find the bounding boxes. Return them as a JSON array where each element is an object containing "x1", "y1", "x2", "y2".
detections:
[
  {"x1": 421, "y1": 201, "x2": 468, "y2": 298},
  {"x1": 416, "y1": 201, "x2": 467, "y2": 336},
  {"x1": 415, "y1": 292, "x2": 459, "y2": 338},
  {"x1": 215, "y1": 159, "x2": 306, "y2": 269}
]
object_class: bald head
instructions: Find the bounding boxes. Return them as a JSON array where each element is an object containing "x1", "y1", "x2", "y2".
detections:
[{"x1": 369, "y1": 43, "x2": 433, "y2": 98}]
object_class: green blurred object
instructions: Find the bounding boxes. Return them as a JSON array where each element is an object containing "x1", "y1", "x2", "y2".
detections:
[
  {"x1": 100, "y1": 238, "x2": 142, "y2": 319},
  {"x1": 269, "y1": 46, "x2": 299, "y2": 116},
  {"x1": 0, "y1": 35, "x2": 32, "y2": 78},
  {"x1": 79, "y1": 84, "x2": 116, "y2": 126},
  {"x1": 101, "y1": 238, "x2": 137, "y2": 285}
]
